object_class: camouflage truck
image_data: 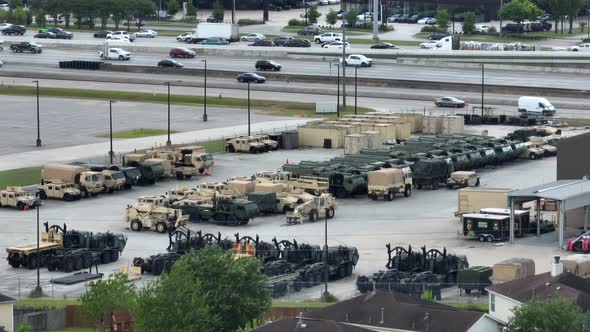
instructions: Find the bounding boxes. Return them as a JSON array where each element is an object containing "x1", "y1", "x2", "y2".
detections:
[
  {"x1": 123, "y1": 153, "x2": 164, "y2": 185},
  {"x1": 125, "y1": 196, "x2": 188, "y2": 233},
  {"x1": 225, "y1": 136, "x2": 268, "y2": 153},
  {"x1": 410, "y1": 159, "x2": 449, "y2": 190},
  {"x1": 367, "y1": 167, "x2": 413, "y2": 201},
  {"x1": 286, "y1": 193, "x2": 336, "y2": 224},
  {"x1": 0, "y1": 186, "x2": 41, "y2": 210},
  {"x1": 182, "y1": 198, "x2": 258, "y2": 225},
  {"x1": 40, "y1": 164, "x2": 104, "y2": 199}
]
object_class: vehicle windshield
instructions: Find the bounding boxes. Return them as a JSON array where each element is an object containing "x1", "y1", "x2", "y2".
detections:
[
  {"x1": 125, "y1": 168, "x2": 141, "y2": 178},
  {"x1": 202, "y1": 154, "x2": 213, "y2": 161},
  {"x1": 112, "y1": 172, "x2": 125, "y2": 180}
]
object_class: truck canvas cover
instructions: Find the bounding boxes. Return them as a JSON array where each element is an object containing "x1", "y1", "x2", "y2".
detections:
[
  {"x1": 42, "y1": 164, "x2": 88, "y2": 182},
  {"x1": 368, "y1": 168, "x2": 403, "y2": 186}
]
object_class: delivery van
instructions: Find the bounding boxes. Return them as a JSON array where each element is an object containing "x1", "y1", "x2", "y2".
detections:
[{"x1": 518, "y1": 96, "x2": 556, "y2": 116}]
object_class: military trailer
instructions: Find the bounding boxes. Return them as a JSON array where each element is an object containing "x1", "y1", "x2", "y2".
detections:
[
  {"x1": 225, "y1": 136, "x2": 269, "y2": 153},
  {"x1": 125, "y1": 197, "x2": 188, "y2": 233},
  {"x1": 458, "y1": 266, "x2": 492, "y2": 295},
  {"x1": 0, "y1": 187, "x2": 41, "y2": 210},
  {"x1": 463, "y1": 213, "x2": 511, "y2": 242},
  {"x1": 447, "y1": 171, "x2": 480, "y2": 189},
  {"x1": 40, "y1": 163, "x2": 105, "y2": 198},
  {"x1": 367, "y1": 167, "x2": 412, "y2": 201},
  {"x1": 286, "y1": 193, "x2": 336, "y2": 224}
]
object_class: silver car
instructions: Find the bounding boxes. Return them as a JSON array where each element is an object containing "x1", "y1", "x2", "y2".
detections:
[{"x1": 435, "y1": 96, "x2": 466, "y2": 108}]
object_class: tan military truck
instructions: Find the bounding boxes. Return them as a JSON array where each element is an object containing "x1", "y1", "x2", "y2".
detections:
[
  {"x1": 447, "y1": 171, "x2": 480, "y2": 189},
  {"x1": 253, "y1": 134, "x2": 279, "y2": 151},
  {"x1": 175, "y1": 145, "x2": 215, "y2": 170},
  {"x1": 166, "y1": 186, "x2": 198, "y2": 202},
  {"x1": 125, "y1": 197, "x2": 188, "y2": 233},
  {"x1": 518, "y1": 142, "x2": 544, "y2": 160},
  {"x1": 367, "y1": 167, "x2": 413, "y2": 201},
  {"x1": 255, "y1": 171, "x2": 294, "y2": 182},
  {"x1": 528, "y1": 136, "x2": 557, "y2": 157},
  {"x1": 101, "y1": 170, "x2": 126, "y2": 192},
  {"x1": 40, "y1": 164, "x2": 104, "y2": 198},
  {"x1": 37, "y1": 182, "x2": 81, "y2": 201},
  {"x1": 286, "y1": 193, "x2": 336, "y2": 224},
  {"x1": 225, "y1": 136, "x2": 267, "y2": 154},
  {"x1": 0, "y1": 187, "x2": 41, "y2": 210}
]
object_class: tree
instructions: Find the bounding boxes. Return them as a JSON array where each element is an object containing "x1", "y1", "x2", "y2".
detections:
[
  {"x1": 44, "y1": 0, "x2": 64, "y2": 27},
  {"x1": 8, "y1": 0, "x2": 23, "y2": 10},
  {"x1": 97, "y1": 0, "x2": 114, "y2": 30},
  {"x1": 111, "y1": 0, "x2": 129, "y2": 30},
  {"x1": 462, "y1": 11, "x2": 476, "y2": 34},
  {"x1": 133, "y1": 247, "x2": 271, "y2": 332},
  {"x1": 14, "y1": 7, "x2": 26, "y2": 25},
  {"x1": 435, "y1": 9, "x2": 450, "y2": 31},
  {"x1": 133, "y1": 0, "x2": 157, "y2": 31},
  {"x1": 80, "y1": 273, "x2": 136, "y2": 328},
  {"x1": 563, "y1": 0, "x2": 586, "y2": 34},
  {"x1": 325, "y1": 8, "x2": 337, "y2": 26},
  {"x1": 534, "y1": 0, "x2": 563, "y2": 33},
  {"x1": 498, "y1": 0, "x2": 543, "y2": 29},
  {"x1": 212, "y1": 0, "x2": 224, "y2": 22},
  {"x1": 35, "y1": 12, "x2": 47, "y2": 27},
  {"x1": 506, "y1": 299, "x2": 583, "y2": 332},
  {"x1": 166, "y1": 0, "x2": 179, "y2": 18},
  {"x1": 344, "y1": 9, "x2": 357, "y2": 28},
  {"x1": 307, "y1": 5, "x2": 320, "y2": 24},
  {"x1": 0, "y1": 10, "x2": 7, "y2": 24},
  {"x1": 186, "y1": 0, "x2": 197, "y2": 18}
]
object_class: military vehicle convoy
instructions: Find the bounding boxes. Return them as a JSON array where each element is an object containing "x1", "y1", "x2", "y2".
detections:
[
  {"x1": 0, "y1": 187, "x2": 41, "y2": 210},
  {"x1": 40, "y1": 164, "x2": 104, "y2": 199},
  {"x1": 225, "y1": 135, "x2": 277, "y2": 153},
  {"x1": 6, "y1": 223, "x2": 127, "y2": 273},
  {"x1": 125, "y1": 196, "x2": 188, "y2": 233}
]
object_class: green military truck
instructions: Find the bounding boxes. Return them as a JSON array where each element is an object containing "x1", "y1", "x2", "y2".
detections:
[
  {"x1": 124, "y1": 153, "x2": 165, "y2": 185},
  {"x1": 179, "y1": 198, "x2": 258, "y2": 225},
  {"x1": 458, "y1": 266, "x2": 492, "y2": 295}
]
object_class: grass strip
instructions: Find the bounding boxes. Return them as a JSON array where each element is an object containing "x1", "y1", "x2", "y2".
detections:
[
  {"x1": 16, "y1": 298, "x2": 80, "y2": 308},
  {"x1": 448, "y1": 302, "x2": 489, "y2": 313},
  {"x1": 96, "y1": 128, "x2": 175, "y2": 139},
  {"x1": 0, "y1": 166, "x2": 42, "y2": 189}
]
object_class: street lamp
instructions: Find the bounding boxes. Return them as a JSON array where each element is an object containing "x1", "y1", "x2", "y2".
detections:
[
  {"x1": 304, "y1": 0, "x2": 308, "y2": 25},
  {"x1": 341, "y1": 7, "x2": 347, "y2": 108},
  {"x1": 247, "y1": 82, "x2": 251, "y2": 135},
  {"x1": 165, "y1": 81, "x2": 172, "y2": 145},
  {"x1": 202, "y1": 59, "x2": 208, "y2": 122},
  {"x1": 33, "y1": 80, "x2": 41, "y2": 147},
  {"x1": 335, "y1": 63, "x2": 341, "y2": 118},
  {"x1": 30, "y1": 194, "x2": 42, "y2": 298},
  {"x1": 109, "y1": 101, "x2": 115, "y2": 165},
  {"x1": 323, "y1": 207, "x2": 329, "y2": 299},
  {"x1": 481, "y1": 63, "x2": 485, "y2": 117},
  {"x1": 354, "y1": 66, "x2": 358, "y2": 115}
]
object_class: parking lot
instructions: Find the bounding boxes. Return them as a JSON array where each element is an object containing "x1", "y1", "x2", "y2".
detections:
[{"x1": 0, "y1": 125, "x2": 574, "y2": 301}]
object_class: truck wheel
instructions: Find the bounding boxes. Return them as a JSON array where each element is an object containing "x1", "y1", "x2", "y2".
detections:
[
  {"x1": 475, "y1": 178, "x2": 480, "y2": 187},
  {"x1": 447, "y1": 184, "x2": 454, "y2": 189},
  {"x1": 156, "y1": 222, "x2": 167, "y2": 233},
  {"x1": 431, "y1": 181, "x2": 438, "y2": 190},
  {"x1": 63, "y1": 193, "x2": 72, "y2": 202},
  {"x1": 386, "y1": 191, "x2": 395, "y2": 201},
  {"x1": 478, "y1": 235, "x2": 486, "y2": 242},
  {"x1": 101, "y1": 251, "x2": 112, "y2": 264},
  {"x1": 227, "y1": 215, "x2": 238, "y2": 225},
  {"x1": 82, "y1": 253, "x2": 92, "y2": 268},
  {"x1": 529, "y1": 153, "x2": 537, "y2": 160},
  {"x1": 80, "y1": 189, "x2": 88, "y2": 199},
  {"x1": 249, "y1": 146, "x2": 258, "y2": 154},
  {"x1": 39, "y1": 191, "x2": 48, "y2": 200},
  {"x1": 185, "y1": 175, "x2": 192, "y2": 179},
  {"x1": 309, "y1": 210, "x2": 318, "y2": 222},
  {"x1": 8, "y1": 254, "x2": 20, "y2": 268},
  {"x1": 111, "y1": 250, "x2": 119, "y2": 262},
  {"x1": 130, "y1": 220, "x2": 143, "y2": 231},
  {"x1": 47, "y1": 260, "x2": 56, "y2": 271},
  {"x1": 16, "y1": 202, "x2": 25, "y2": 210},
  {"x1": 480, "y1": 289, "x2": 488, "y2": 295},
  {"x1": 486, "y1": 235, "x2": 494, "y2": 242},
  {"x1": 338, "y1": 265, "x2": 346, "y2": 278},
  {"x1": 327, "y1": 207, "x2": 335, "y2": 219},
  {"x1": 176, "y1": 173, "x2": 184, "y2": 180},
  {"x1": 346, "y1": 263, "x2": 353, "y2": 276},
  {"x1": 64, "y1": 257, "x2": 74, "y2": 273},
  {"x1": 214, "y1": 214, "x2": 226, "y2": 223},
  {"x1": 404, "y1": 186, "x2": 412, "y2": 197},
  {"x1": 226, "y1": 144, "x2": 235, "y2": 152},
  {"x1": 74, "y1": 255, "x2": 83, "y2": 271}
]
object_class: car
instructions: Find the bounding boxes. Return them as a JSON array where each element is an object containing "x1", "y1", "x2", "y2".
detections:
[
  {"x1": 284, "y1": 38, "x2": 311, "y2": 47},
  {"x1": 45, "y1": 15, "x2": 63, "y2": 24},
  {"x1": 387, "y1": 14, "x2": 402, "y2": 23},
  {"x1": 336, "y1": 10, "x2": 346, "y2": 19},
  {"x1": 107, "y1": 31, "x2": 135, "y2": 42},
  {"x1": 98, "y1": 48, "x2": 131, "y2": 60},
  {"x1": 135, "y1": 29, "x2": 157, "y2": 38},
  {"x1": 370, "y1": 42, "x2": 398, "y2": 49},
  {"x1": 199, "y1": 37, "x2": 228, "y2": 45},
  {"x1": 1, "y1": 25, "x2": 25, "y2": 35},
  {"x1": 237, "y1": 72, "x2": 266, "y2": 83},
  {"x1": 169, "y1": 47, "x2": 196, "y2": 58},
  {"x1": 0, "y1": 23, "x2": 12, "y2": 31},
  {"x1": 435, "y1": 97, "x2": 465, "y2": 108},
  {"x1": 298, "y1": 26, "x2": 320, "y2": 35},
  {"x1": 93, "y1": 30, "x2": 112, "y2": 38},
  {"x1": 206, "y1": 15, "x2": 218, "y2": 23},
  {"x1": 420, "y1": 40, "x2": 438, "y2": 49},
  {"x1": 406, "y1": 14, "x2": 424, "y2": 23},
  {"x1": 475, "y1": 24, "x2": 490, "y2": 33},
  {"x1": 427, "y1": 31, "x2": 450, "y2": 40},
  {"x1": 45, "y1": 28, "x2": 73, "y2": 39},
  {"x1": 249, "y1": 40, "x2": 274, "y2": 47},
  {"x1": 396, "y1": 14, "x2": 411, "y2": 23},
  {"x1": 34, "y1": 31, "x2": 56, "y2": 39},
  {"x1": 328, "y1": 0, "x2": 340, "y2": 4},
  {"x1": 38, "y1": 27, "x2": 51, "y2": 33},
  {"x1": 108, "y1": 35, "x2": 131, "y2": 43},
  {"x1": 343, "y1": 54, "x2": 373, "y2": 67},
  {"x1": 255, "y1": 60, "x2": 281, "y2": 71},
  {"x1": 314, "y1": 32, "x2": 343, "y2": 44},
  {"x1": 417, "y1": 17, "x2": 436, "y2": 24},
  {"x1": 322, "y1": 41, "x2": 350, "y2": 49},
  {"x1": 158, "y1": 59, "x2": 183, "y2": 67},
  {"x1": 318, "y1": 0, "x2": 329, "y2": 5},
  {"x1": 569, "y1": 43, "x2": 590, "y2": 52},
  {"x1": 0, "y1": 60, "x2": 3, "y2": 67},
  {"x1": 10, "y1": 42, "x2": 42, "y2": 53},
  {"x1": 240, "y1": 33, "x2": 265, "y2": 42},
  {"x1": 272, "y1": 36, "x2": 294, "y2": 46},
  {"x1": 356, "y1": 12, "x2": 373, "y2": 21},
  {"x1": 176, "y1": 32, "x2": 192, "y2": 42}
]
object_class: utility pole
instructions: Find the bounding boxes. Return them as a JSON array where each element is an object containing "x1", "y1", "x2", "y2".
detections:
[
  {"x1": 499, "y1": 0, "x2": 504, "y2": 37},
  {"x1": 481, "y1": 63, "x2": 485, "y2": 117},
  {"x1": 336, "y1": 64, "x2": 340, "y2": 118},
  {"x1": 247, "y1": 82, "x2": 251, "y2": 135},
  {"x1": 166, "y1": 82, "x2": 171, "y2": 146},
  {"x1": 323, "y1": 208, "x2": 329, "y2": 298},
  {"x1": 30, "y1": 198, "x2": 42, "y2": 298},
  {"x1": 354, "y1": 66, "x2": 358, "y2": 115},
  {"x1": 202, "y1": 59, "x2": 208, "y2": 122},
  {"x1": 109, "y1": 101, "x2": 114, "y2": 164},
  {"x1": 372, "y1": 0, "x2": 379, "y2": 41},
  {"x1": 232, "y1": 0, "x2": 236, "y2": 23},
  {"x1": 33, "y1": 80, "x2": 41, "y2": 147},
  {"x1": 341, "y1": 0, "x2": 346, "y2": 108}
]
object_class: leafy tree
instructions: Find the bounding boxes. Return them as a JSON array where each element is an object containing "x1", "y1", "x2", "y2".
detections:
[
  {"x1": 435, "y1": 9, "x2": 450, "y2": 31},
  {"x1": 563, "y1": 0, "x2": 586, "y2": 34},
  {"x1": 420, "y1": 290, "x2": 435, "y2": 302},
  {"x1": 133, "y1": 0, "x2": 157, "y2": 31},
  {"x1": 28, "y1": 0, "x2": 45, "y2": 14},
  {"x1": 133, "y1": 247, "x2": 271, "y2": 332},
  {"x1": 186, "y1": 0, "x2": 197, "y2": 18},
  {"x1": 80, "y1": 273, "x2": 136, "y2": 327},
  {"x1": 111, "y1": 0, "x2": 129, "y2": 30},
  {"x1": 16, "y1": 323, "x2": 33, "y2": 332},
  {"x1": 8, "y1": 0, "x2": 23, "y2": 10},
  {"x1": 344, "y1": 9, "x2": 358, "y2": 27},
  {"x1": 498, "y1": 0, "x2": 543, "y2": 27},
  {"x1": 44, "y1": 0, "x2": 64, "y2": 27},
  {"x1": 0, "y1": 10, "x2": 7, "y2": 23},
  {"x1": 35, "y1": 12, "x2": 47, "y2": 27},
  {"x1": 212, "y1": 0, "x2": 224, "y2": 22},
  {"x1": 506, "y1": 299, "x2": 583, "y2": 332},
  {"x1": 166, "y1": 0, "x2": 179, "y2": 18},
  {"x1": 307, "y1": 5, "x2": 320, "y2": 24},
  {"x1": 14, "y1": 7, "x2": 26, "y2": 25},
  {"x1": 325, "y1": 9, "x2": 337, "y2": 26},
  {"x1": 534, "y1": 0, "x2": 563, "y2": 33},
  {"x1": 462, "y1": 11, "x2": 476, "y2": 34},
  {"x1": 97, "y1": 0, "x2": 113, "y2": 30}
]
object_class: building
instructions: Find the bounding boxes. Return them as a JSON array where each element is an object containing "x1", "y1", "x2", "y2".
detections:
[
  {"x1": 0, "y1": 293, "x2": 15, "y2": 332},
  {"x1": 487, "y1": 260, "x2": 590, "y2": 325},
  {"x1": 557, "y1": 132, "x2": 590, "y2": 180},
  {"x1": 255, "y1": 291, "x2": 499, "y2": 332}
]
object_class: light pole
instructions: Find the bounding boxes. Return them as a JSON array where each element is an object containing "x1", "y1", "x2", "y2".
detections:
[
  {"x1": 481, "y1": 63, "x2": 485, "y2": 117},
  {"x1": 304, "y1": 0, "x2": 308, "y2": 25},
  {"x1": 341, "y1": 12, "x2": 347, "y2": 108},
  {"x1": 202, "y1": 59, "x2": 208, "y2": 122},
  {"x1": 232, "y1": 0, "x2": 236, "y2": 24},
  {"x1": 323, "y1": 208, "x2": 329, "y2": 298},
  {"x1": 354, "y1": 66, "x2": 358, "y2": 115},
  {"x1": 247, "y1": 82, "x2": 251, "y2": 135},
  {"x1": 499, "y1": 0, "x2": 504, "y2": 37},
  {"x1": 165, "y1": 81, "x2": 171, "y2": 145},
  {"x1": 33, "y1": 80, "x2": 41, "y2": 147},
  {"x1": 336, "y1": 63, "x2": 340, "y2": 118},
  {"x1": 31, "y1": 194, "x2": 42, "y2": 298},
  {"x1": 109, "y1": 101, "x2": 115, "y2": 164}
]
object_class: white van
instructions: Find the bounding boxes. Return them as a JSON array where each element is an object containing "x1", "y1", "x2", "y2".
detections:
[{"x1": 518, "y1": 96, "x2": 556, "y2": 116}]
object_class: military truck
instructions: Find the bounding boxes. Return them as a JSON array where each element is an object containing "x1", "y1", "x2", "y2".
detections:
[
  {"x1": 528, "y1": 136, "x2": 557, "y2": 156},
  {"x1": 458, "y1": 266, "x2": 492, "y2": 295},
  {"x1": 125, "y1": 196, "x2": 188, "y2": 233},
  {"x1": 518, "y1": 142, "x2": 544, "y2": 160},
  {"x1": 41, "y1": 163, "x2": 105, "y2": 198},
  {"x1": 37, "y1": 182, "x2": 82, "y2": 201},
  {"x1": 410, "y1": 159, "x2": 449, "y2": 190},
  {"x1": 225, "y1": 136, "x2": 268, "y2": 153},
  {"x1": 124, "y1": 154, "x2": 165, "y2": 185},
  {"x1": 0, "y1": 187, "x2": 41, "y2": 210},
  {"x1": 367, "y1": 167, "x2": 412, "y2": 201},
  {"x1": 6, "y1": 222, "x2": 127, "y2": 273},
  {"x1": 120, "y1": 167, "x2": 141, "y2": 189},
  {"x1": 70, "y1": 163, "x2": 132, "y2": 192},
  {"x1": 149, "y1": 149, "x2": 211, "y2": 179},
  {"x1": 175, "y1": 145, "x2": 215, "y2": 170},
  {"x1": 288, "y1": 176, "x2": 330, "y2": 195},
  {"x1": 447, "y1": 171, "x2": 480, "y2": 189},
  {"x1": 286, "y1": 193, "x2": 336, "y2": 224},
  {"x1": 181, "y1": 198, "x2": 258, "y2": 225}
]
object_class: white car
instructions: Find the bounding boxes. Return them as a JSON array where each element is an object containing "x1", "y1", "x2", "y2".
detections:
[
  {"x1": 356, "y1": 12, "x2": 373, "y2": 21},
  {"x1": 0, "y1": 4, "x2": 8, "y2": 11},
  {"x1": 134, "y1": 29, "x2": 158, "y2": 38},
  {"x1": 420, "y1": 40, "x2": 438, "y2": 49},
  {"x1": 328, "y1": 0, "x2": 340, "y2": 4},
  {"x1": 322, "y1": 41, "x2": 350, "y2": 49},
  {"x1": 107, "y1": 31, "x2": 135, "y2": 42},
  {"x1": 240, "y1": 33, "x2": 265, "y2": 42},
  {"x1": 318, "y1": 0, "x2": 330, "y2": 4},
  {"x1": 108, "y1": 35, "x2": 131, "y2": 43},
  {"x1": 176, "y1": 32, "x2": 192, "y2": 42},
  {"x1": 343, "y1": 54, "x2": 373, "y2": 67},
  {"x1": 98, "y1": 48, "x2": 131, "y2": 60},
  {"x1": 418, "y1": 17, "x2": 436, "y2": 24},
  {"x1": 475, "y1": 24, "x2": 490, "y2": 33},
  {"x1": 0, "y1": 23, "x2": 12, "y2": 31},
  {"x1": 569, "y1": 43, "x2": 590, "y2": 52}
]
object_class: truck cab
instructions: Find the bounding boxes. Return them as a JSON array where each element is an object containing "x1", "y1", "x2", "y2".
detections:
[
  {"x1": 101, "y1": 170, "x2": 126, "y2": 192},
  {"x1": 78, "y1": 171, "x2": 105, "y2": 195}
]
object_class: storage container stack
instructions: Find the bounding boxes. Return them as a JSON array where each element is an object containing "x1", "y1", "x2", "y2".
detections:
[
  {"x1": 344, "y1": 133, "x2": 368, "y2": 155},
  {"x1": 492, "y1": 258, "x2": 535, "y2": 284}
]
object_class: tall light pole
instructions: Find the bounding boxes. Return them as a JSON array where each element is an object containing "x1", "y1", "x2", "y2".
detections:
[
  {"x1": 30, "y1": 194, "x2": 42, "y2": 298},
  {"x1": 341, "y1": 7, "x2": 347, "y2": 108},
  {"x1": 33, "y1": 80, "x2": 41, "y2": 147},
  {"x1": 323, "y1": 208, "x2": 329, "y2": 298},
  {"x1": 165, "y1": 81, "x2": 172, "y2": 146},
  {"x1": 336, "y1": 63, "x2": 340, "y2": 118},
  {"x1": 499, "y1": 0, "x2": 504, "y2": 37},
  {"x1": 481, "y1": 63, "x2": 485, "y2": 117},
  {"x1": 232, "y1": 0, "x2": 236, "y2": 23},
  {"x1": 304, "y1": 0, "x2": 308, "y2": 25},
  {"x1": 354, "y1": 66, "x2": 358, "y2": 115},
  {"x1": 109, "y1": 101, "x2": 115, "y2": 164},
  {"x1": 247, "y1": 82, "x2": 251, "y2": 135},
  {"x1": 202, "y1": 59, "x2": 208, "y2": 122}
]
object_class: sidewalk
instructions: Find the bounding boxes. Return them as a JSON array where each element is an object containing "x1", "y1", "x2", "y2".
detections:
[{"x1": 0, "y1": 119, "x2": 312, "y2": 171}]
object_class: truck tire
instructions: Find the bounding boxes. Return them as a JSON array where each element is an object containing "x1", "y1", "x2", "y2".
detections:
[
  {"x1": 111, "y1": 250, "x2": 119, "y2": 262},
  {"x1": 486, "y1": 235, "x2": 494, "y2": 242},
  {"x1": 16, "y1": 202, "x2": 25, "y2": 210},
  {"x1": 64, "y1": 257, "x2": 74, "y2": 273},
  {"x1": 47, "y1": 260, "x2": 56, "y2": 271},
  {"x1": 249, "y1": 146, "x2": 258, "y2": 154},
  {"x1": 74, "y1": 255, "x2": 83, "y2": 271},
  {"x1": 478, "y1": 235, "x2": 486, "y2": 242},
  {"x1": 327, "y1": 207, "x2": 335, "y2": 219},
  {"x1": 176, "y1": 172, "x2": 184, "y2": 180},
  {"x1": 156, "y1": 222, "x2": 167, "y2": 233},
  {"x1": 346, "y1": 263, "x2": 353, "y2": 276},
  {"x1": 184, "y1": 174, "x2": 192, "y2": 179},
  {"x1": 8, "y1": 253, "x2": 20, "y2": 268},
  {"x1": 309, "y1": 210, "x2": 318, "y2": 222},
  {"x1": 529, "y1": 153, "x2": 537, "y2": 160},
  {"x1": 464, "y1": 288, "x2": 472, "y2": 295},
  {"x1": 447, "y1": 183, "x2": 454, "y2": 189},
  {"x1": 338, "y1": 265, "x2": 346, "y2": 278},
  {"x1": 214, "y1": 214, "x2": 226, "y2": 223},
  {"x1": 82, "y1": 253, "x2": 92, "y2": 268},
  {"x1": 226, "y1": 144, "x2": 235, "y2": 152},
  {"x1": 475, "y1": 178, "x2": 480, "y2": 187},
  {"x1": 130, "y1": 220, "x2": 143, "y2": 231},
  {"x1": 39, "y1": 191, "x2": 48, "y2": 200},
  {"x1": 227, "y1": 215, "x2": 238, "y2": 225},
  {"x1": 386, "y1": 191, "x2": 395, "y2": 201},
  {"x1": 80, "y1": 188, "x2": 88, "y2": 199},
  {"x1": 63, "y1": 193, "x2": 73, "y2": 202},
  {"x1": 404, "y1": 186, "x2": 412, "y2": 197}
]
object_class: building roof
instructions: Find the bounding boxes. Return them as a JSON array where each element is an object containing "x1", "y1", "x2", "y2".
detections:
[
  {"x1": 0, "y1": 293, "x2": 15, "y2": 303},
  {"x1": 507, "y1": 179, "x2": 590, "y2": 210},
  {"x1": 254, "y1": 317, "x2": 374, "y2": 332},
  {"x1": 488, "y1": 272, "x2": 590, "y2": 310}
]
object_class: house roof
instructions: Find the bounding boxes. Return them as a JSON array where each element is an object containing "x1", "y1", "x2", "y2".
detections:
[
  {"x1": 507, "y1": 179, "x2": 590, "y2": 210},
  {"x1": 254, "y1": 317, "x2": 375, "y2": 332},
  {"x1": 0, "y1": 293, "x2": 16, "y2": 303},
  {"x1": 488, "y1": 272, "x2": 590, "y2": 310}
]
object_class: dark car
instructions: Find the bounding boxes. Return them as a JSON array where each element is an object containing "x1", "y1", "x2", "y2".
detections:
[
  {"x1": 237, "y1": 72, "x2": 266, "y2": 83},
  {"x1": 272, "y1": 36, "x2": 294, "y2": 46},
  {"x1": 169, "y1": 47, "x2": 196, "y2": 58},
  {"x1": 157, "y1": 59, "x2": 184, "y2": 68},
  {"x1": 47, "y1": 28, "x2": 73, "y2": 39},
  {"x1": 428, "y1": 31, "x2": 450, "y2": 40},
  {"x1": 255, "y1": 60, "x2": 281, "y2": 71},
  {"x1": 406, "y1": 14, "x2": 424, "y2": 23},
  {"x1": 249, "y1": 40, "x2": 274, "y2": 47},
  {"x1": 297, "y1": 26, "x2": 320, "y2": 35},
  {"x1": 10, "y1": 42, "x2": 42, "y2": 53},
  {"x1": 396, "y1": 14, "x2": 411, "y2": 23},
  {"x1": 34, "y1": 32, "x2": 56, "y2": 39},
  {"x1": 284, "y1": 38, "x2": 311, "y2": 47},
  {"x1": 370, "y1": 42, "x2": 398, "y2": 49},
  {"x1": 2, "y1": 24, "x2": 25, "y2": 35},
  {"x1": 93, "y1": 30, "x2": 112, "y2": 38},
  {"x1": 206, "y1": 15, "x2": 218, "y2": 23}
]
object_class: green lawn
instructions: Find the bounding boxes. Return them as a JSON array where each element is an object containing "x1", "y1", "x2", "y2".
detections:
[
  {"x1": 96, "y1": 128, "x2": 176, "y2": 139},
  {"x1": 36, "y1": 24, "x2": 182, "y2": 36},
  {"x1": 16, "y1": 298, "x2": 80, "y2": 308},
  {"x1": 0, "y1": 167, "x2": 42, "y2": 189},
  {"x1": 197, "y1": 139, "x2": 226, "y2": 153},
  {"x1": 448, "y1": 302, "x2": 489, "y2": 313},
  {"x1": 556, "y1": 118, "x2": 590, "y2": 127}
]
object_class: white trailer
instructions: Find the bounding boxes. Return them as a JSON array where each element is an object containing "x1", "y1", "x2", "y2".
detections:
[{"x1": 189, "y1": 23, "x2": 239, "y2": 43}]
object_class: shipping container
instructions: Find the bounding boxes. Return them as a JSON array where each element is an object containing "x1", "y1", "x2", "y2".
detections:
[
  {"x1": 228, "y1": 180, "x2": 256, "y2": 194},
  {"x1": 344, "y1": 134, "x2": 368, "y2": 155},
  {"x1": 281, "y1": 131, "x2": 299, "y2": 150},
  {"x1": 492, "y1": 258, "x2": 535, "y2": 284},
  {"x1": 361, "y1": 131, "x2": 382, "y2": 148},
  {"x1": 394, "y1": 121, "x2": 412, "y2": 140},
  {"x1": 422, "y1": 116, "x2": 443, "y2": 134},
  {"x1": 456, "y1": 188, "x2": 513, "y2": 217},
  {"x1": 442, "y1": 116, "x2": 465, "y2": 134},
  {"x1": 298, "y1": 126, "x2": 347, "y2": 148},
  {"x1": 562, "y1": 254, "x2": 590, "y2": 278},
  {"x1": 372, "y1": 123, "x2": 396, "y2": 141}
]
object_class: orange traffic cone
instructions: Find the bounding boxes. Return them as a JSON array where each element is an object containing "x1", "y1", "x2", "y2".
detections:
[{"x1": 286, "y1": 159, "x2": 289, "y2": 165}]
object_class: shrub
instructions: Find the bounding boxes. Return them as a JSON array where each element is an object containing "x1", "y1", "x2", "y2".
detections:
[
  {"x1": 421, "y1": 25, "x2": 440, "y2": 33},
  {"x1": 238, "y1": 18, "x2": 264, "y2": 26},
  {"x1": 288, "y1": 18, "x2": 306, "y2": 26}
]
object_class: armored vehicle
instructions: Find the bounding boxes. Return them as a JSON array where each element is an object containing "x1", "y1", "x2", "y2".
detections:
[
  {"x1": 0, "y1": 187, "x2": 41, "y2": 210},
  {"x1": 120, "y1": 167, "x2": 141, "y2": 189},
  {"x1": 225, "y1": 136, "x2": 268, "y2": 153},
  {"x1": 447, "y1": 171, "x2": 480, "y2": 189},
  {"x1": 37, "y1": 182, "x2": 81, "y2": 201},
  {"x1": 182, "y1": 198, "x2": 258, "y2": 225},
  {"x1": 252, "y1": 134, "x2": 279, "y2": 151},
  {"x1": 125, "y1": 197, "x2": 188, "y2": 233},
  {"x1": 286, "y1": 193, "x2": 336, "y2": 224},
  {"x1": 41, "y1": 163, "x2": 105, "y2": 198},
  {"x1": 367, "y1": 167, "x2": 412, "y2": 200},
  {"x1": 123, "y1": 154, "x2": 164, "y2": 185},
  {"x1": 518, "y1": 142, "x2": 544, "y2": 160}
]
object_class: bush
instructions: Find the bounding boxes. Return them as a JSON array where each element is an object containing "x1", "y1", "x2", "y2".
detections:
[
  {"x1": 421, "y1": 25, "x2": 440, "y2": 33},
  {"x1": 288, "y1": 18, "x2": 306, "y2": 26},
  {"x1": 488, "y1": 26, "x2": 498, "y2": 34},
  {"x1": 238, "y1": 19, "x2": 264, "y2": 26}
]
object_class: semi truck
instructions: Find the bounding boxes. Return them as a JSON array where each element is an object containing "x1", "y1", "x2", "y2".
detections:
[
  {"x1": 187, "y1": 23, "x2": 239, "y2": 43},
  {"x1": 367, "y1": 167, "x2": 412, "y2": 200},
  {"x1": 40, "y1": 163, "x2": 105, "y2": 198}
]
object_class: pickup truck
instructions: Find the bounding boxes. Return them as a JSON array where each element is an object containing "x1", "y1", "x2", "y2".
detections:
[
  {"x1": 98, "y1": 48, "x2": 131, "y2": 60},
  {"x1": 10, "y1": 42, "x2": 42, "y2": 53},
  {"x1": 314, "y1": 32, "x2": 344, "y2": 44}
]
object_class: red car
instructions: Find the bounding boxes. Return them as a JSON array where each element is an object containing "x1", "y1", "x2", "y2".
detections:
[{"x1": 169, "y1": 47, "x2": 196, "y2": 58}]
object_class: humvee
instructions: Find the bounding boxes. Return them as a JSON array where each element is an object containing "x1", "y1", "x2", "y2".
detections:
[
  {"x1": 225, "y1": 136, "x2": 267, "y2": 154},
  {"x1": 252, "y1": 134, "x2": 279, "y2": 151},
  {"x1": 0, "y1": 187, "x2": 41, "y2": 210},
  {"x1": 38, "y1": 182, "x2": 82, "y2": 202}
]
